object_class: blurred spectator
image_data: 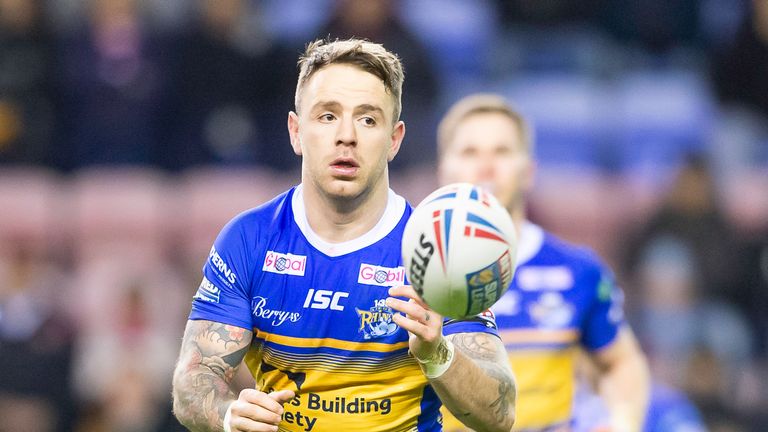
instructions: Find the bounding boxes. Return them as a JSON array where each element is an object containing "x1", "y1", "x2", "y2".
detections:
[
  {"x1": 622, "y1": 154, "x2": 749, "y2": 313},
  {"x1": 682, "y1": 347, "x2": 758, "y2": 432},
  {"x1": 163, "y1": 0, "x2": 298, "y2": 171},
  {"x1": 712, "y1": 0, "x2": 768, "y2": 121},
  {"x1": 71, "y1": 257, "x2": 188, "y2": 432},
  {"x1": 0, "y1": 0, "x2": 57, "y2": 165},
  {"x1": 64, "y1": 167, "x2": 190, "y2": 431},
  {"x1": 0, "y1": 241, "x2": 76, "y2": 432},
  {"x1": 631, "y1": 236, "x2": 754, "y2": 384},
  {"x1": 55, "y1": 0, "x2": 172, "y2": 170},
  {"x1": 629, "y1": 238, "x2": 764, "y2": 430},
  {"x1": 317, "y1": 0, "x2": 439, "y2": 169}
]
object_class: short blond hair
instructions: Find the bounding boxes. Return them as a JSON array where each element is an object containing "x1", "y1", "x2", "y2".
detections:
[
  {"x1": 437, "y1": 94, "x2": 533, "y2": 159},
  {"x1": 295, "y1": 38, "x2": 404, "y2": 122}
]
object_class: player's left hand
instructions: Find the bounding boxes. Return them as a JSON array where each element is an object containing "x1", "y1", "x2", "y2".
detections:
[{"x1": 387, "y1": 285, "x2": 444, "y2": 361}]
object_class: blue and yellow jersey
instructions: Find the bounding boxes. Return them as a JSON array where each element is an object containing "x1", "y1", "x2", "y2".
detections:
[
  {"x1": 188, "y1": 185, "x2": 498, "y2": 432},
  {"x1": 443, "y1": 223, "x2": 624, "y2": 432}
]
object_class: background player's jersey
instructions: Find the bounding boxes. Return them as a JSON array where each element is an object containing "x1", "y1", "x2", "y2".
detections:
[
  {"x1": 443, "y1": 222, "x2": 624, "y2": 432},
  {"x1": 188, "y1": 185, "x2": 498, "y2": 432}
]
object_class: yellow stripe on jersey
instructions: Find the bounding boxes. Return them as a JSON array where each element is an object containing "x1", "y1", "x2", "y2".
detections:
[{"x1": 255, "y1": 329, "x2": 411, "y2": 352}]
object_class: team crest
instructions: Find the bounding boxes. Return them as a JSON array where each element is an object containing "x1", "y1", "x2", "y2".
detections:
[
  {"x1": 356, "y1": 299, "x2": 398, "y2": 340},
  {"x1": 529, "y1": 292, "x2": 574, "y2": 328}
]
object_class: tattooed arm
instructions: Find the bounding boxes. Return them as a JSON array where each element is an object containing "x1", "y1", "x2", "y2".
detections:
[
  {"x1": 433, "y1": 332, "x2": 516, "y2": 432},
  {"x1": 387, "y1": 286, "x2": 515, "y2": 432},
  {"x1": 172, "y1": 319, "x2": 251, "y2": 431},
  {"x1": 174, "y1": 320, "x2": 295, "y2": 432}
]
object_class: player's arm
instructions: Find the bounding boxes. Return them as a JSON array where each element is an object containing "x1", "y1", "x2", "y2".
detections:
[
  {"x1": 173, "y1": 319, "x2": 249, "y2": 430},
  {"x1": 172, "y1": 319, "x2": 294, "y2": 432},
  {"x1": 590, "y1": 327, "x2": 650, "y2": 432},
  {"x1": 436, "y1": 331, "x2": 516, "y2": 432},
  {"x1": 387, "y1": 286, "x2": 515, "y2": 432}
]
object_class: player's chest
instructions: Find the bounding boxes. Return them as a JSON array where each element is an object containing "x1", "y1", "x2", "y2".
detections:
[{"x1": 252, "y1": 250, "x2": 407, "y2": 342}]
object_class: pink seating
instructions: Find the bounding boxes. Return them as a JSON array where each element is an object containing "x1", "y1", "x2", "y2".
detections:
[
  {"x1": 0, "y1": 167, "x2": 62, "y2": 255},
  {"x1": 67, "y1": 167, "x2": 172, "y2": 261},
  {"x1": 174, "y1": 166, "x2": 293, "y2": 262}
]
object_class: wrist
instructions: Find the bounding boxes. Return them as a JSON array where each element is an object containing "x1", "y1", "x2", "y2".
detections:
[
  {"x1": 414, "y1": 337, "x2": 455, "y2": 379},
  {"x1": 223, "y1": 401, "x2": 234, "y2": 432}
]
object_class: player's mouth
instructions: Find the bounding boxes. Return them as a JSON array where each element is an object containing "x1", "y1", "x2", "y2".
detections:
[{"x1": 330, "y1": 157, "x2": 360, "y2": 177}]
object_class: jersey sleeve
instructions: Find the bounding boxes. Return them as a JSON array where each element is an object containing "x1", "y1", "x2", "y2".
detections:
[
  {"x1": 581, "y1": 263, "x2": 625, "y2": 351},
  {"x1": 188, "y1": 215, "x2": 254, "y2": 330},
  {"x1": 443, "y1": 309, "x2": 500, "y2": 337}
]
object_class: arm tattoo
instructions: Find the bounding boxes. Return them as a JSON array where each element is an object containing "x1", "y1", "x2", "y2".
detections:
[
  {"x1": 449, "y1": 332, "x2": 516, "y2": 423},
  {"x1": 173, "y1": 320, "x2": 252, "y2": 431},
  {"x1": 450, "y1": 332, "x2": 498, "y2": 362},
  {"x1": 486, "y1": 363, "x2": 514, "y2": 422}
]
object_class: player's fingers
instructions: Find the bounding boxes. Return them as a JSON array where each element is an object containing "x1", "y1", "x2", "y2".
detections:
[
  {"x1": 229, "y1": 400, "x2": 282, "y2": 428},
  {"x1": 391, "y1": 310, "x2": 429, "y2": 336},
  {"x1": 385, "y1": 296, "x2": 431, "y2": 323},
  {"x1": 388, "y1": 284, "x2": 417, "y2": 300},
  {"x1": 238, "y1": 389, "x2": 286, "y2": 417},
  {"x1": 389, "y1": 285, "x2": 431, "y2": 309},
  {"x1": 268, "y1": 389, "x2": 295, "y2": 405}
]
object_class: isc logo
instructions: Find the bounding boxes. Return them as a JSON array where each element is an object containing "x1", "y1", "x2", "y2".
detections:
[{"x1": 302, "y1": 289, "x2": 349, "y2": 311}]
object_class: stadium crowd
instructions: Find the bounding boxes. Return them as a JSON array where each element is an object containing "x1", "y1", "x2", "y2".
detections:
[{"x1": 0, "y1": 0, "x2": 766, "y2": 431}]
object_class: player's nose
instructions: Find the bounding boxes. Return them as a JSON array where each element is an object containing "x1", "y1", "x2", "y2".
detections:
[
  {"x1": 335, "y1": 116, "x2": 357, "y2": 146},
  {"x1": 476, "y1": 155, "x2": 496, "y2": 182}
]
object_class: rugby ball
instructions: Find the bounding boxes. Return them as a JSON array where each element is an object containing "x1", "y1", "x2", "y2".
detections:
[{"x1": 401, "y1": 183, "x2": 518, "y2": 318}]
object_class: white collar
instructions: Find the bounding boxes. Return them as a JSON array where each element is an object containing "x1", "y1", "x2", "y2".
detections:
[
  {"x1": 515, "y1": 222, "x2": 544, "y2": 266},
  {"x1": 291, "y1": 184, "x2": 406, "y2": 257}
]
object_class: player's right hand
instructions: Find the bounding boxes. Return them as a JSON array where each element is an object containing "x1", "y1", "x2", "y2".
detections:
[{"x1": 226, "y1": 389, "x2": 295, "y2": 432}]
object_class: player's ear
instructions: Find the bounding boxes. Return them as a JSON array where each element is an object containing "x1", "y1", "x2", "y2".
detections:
[
  {"x1": 288, "y1": 111, "x2": 302, "y2": 156},
  {"x1": 387, "y1": 120, "x2": 405, "y2": 162}
]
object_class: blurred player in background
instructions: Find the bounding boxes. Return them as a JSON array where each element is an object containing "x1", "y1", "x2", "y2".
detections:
[
  {"x1": 172, "y1": 40, "x2": 515, "y2": 432},
  {"x1": 436, "y1": 94, "x2": 650, "y2": 432}
]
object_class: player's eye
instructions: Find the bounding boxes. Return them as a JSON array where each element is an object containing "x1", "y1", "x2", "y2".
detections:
[
  {"x1": 360, "y1": 116, "x2": 376, "y2": 126},
  {"x1": 319, "y1": 113, "x2": 336, "y2": 122}
]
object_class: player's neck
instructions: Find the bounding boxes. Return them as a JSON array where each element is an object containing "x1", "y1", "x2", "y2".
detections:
[
  {"x1": 508, "y1": 204, "x2": 527, "y2": 240},
  {"x1": 301, "y1": 181, "x2": 390, "y2": 244}
]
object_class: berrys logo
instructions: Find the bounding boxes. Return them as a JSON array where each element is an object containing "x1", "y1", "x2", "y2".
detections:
[
  {"x1": 252, "y1": 296, "x2": 301, "y2": 326},
  {"x1": 263, "y1": 251, "x2": 307, "y2": 276},
  {"x1": 358, "y1": 263, "x2": 405, "y2": 287}
]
